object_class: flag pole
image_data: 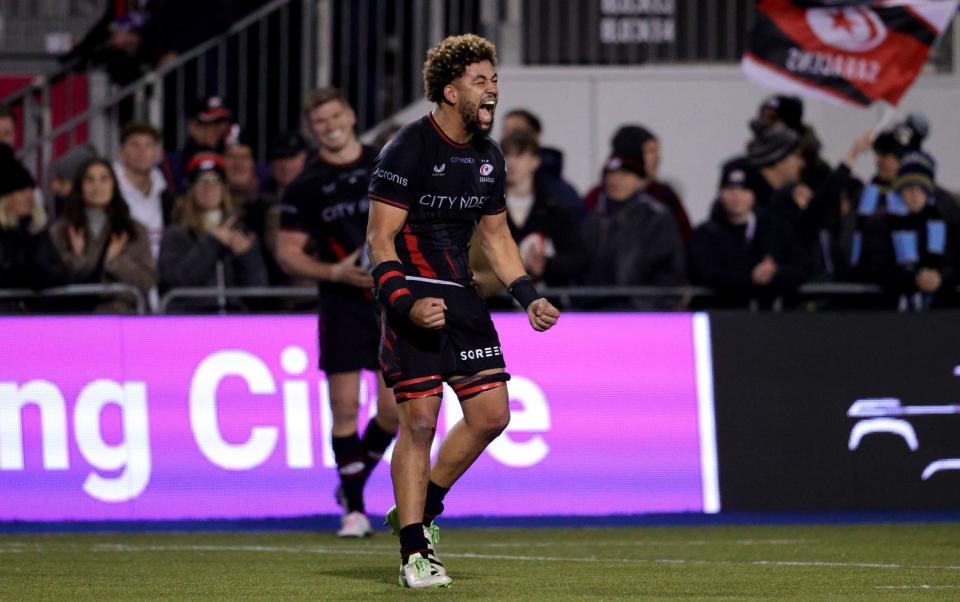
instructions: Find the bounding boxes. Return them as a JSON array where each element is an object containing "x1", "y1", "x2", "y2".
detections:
[{"x1": 871, "y1": 102, "x2": 897, "y2": 136}]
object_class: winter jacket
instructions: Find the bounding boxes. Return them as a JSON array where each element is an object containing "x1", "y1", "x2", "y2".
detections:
[
  {"x1": 580, "y1": 192, "x2": 686, "y2": 309},
  {"x1": 50, "y1": 219, "x2": 157, "y2": 313},
  {"x1": 688, "y1": 205, "x2": 809, "y2": 308},
  {"x1": 158, "y1": 223, "x2": 268, "y2": 313}
]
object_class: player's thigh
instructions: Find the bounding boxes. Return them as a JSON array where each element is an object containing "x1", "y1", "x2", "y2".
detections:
[{"x1": 449, "y1": 368, "x2": 510, "y2": 430}]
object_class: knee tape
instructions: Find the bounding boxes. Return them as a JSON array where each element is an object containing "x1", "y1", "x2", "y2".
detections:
[
  {"x1": 393, "y1": 374, "x2": 443, "y2": 402},
  {"x1": 451, "y1": 372, "x2": 510, "y2": 402}
]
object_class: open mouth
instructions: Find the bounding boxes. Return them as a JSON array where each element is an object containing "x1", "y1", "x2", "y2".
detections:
[{"x1": 478, "y1": 99, "x2": 496, "y2": 126}]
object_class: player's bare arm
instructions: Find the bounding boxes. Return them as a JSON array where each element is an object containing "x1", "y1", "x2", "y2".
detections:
[
  {"x1": 366, "y1": 200, "x2": 447, "y2": 329},
  {"x1": 276, "y1": 229, "x2": 372, "y2": 288},
  {"x1": 477, "y1": 211, "x2": 559, "y2": 332}
]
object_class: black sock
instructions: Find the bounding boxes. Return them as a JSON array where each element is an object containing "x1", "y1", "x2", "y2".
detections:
[
  {"x1": 331, "y1": 434, "x2": 365, "y2": 513},
  {"x1": 360, "y1": 417, "x2": 396, "y2": 483},
  {"x1": 423, "y1": 481, "x2": 450, "y2": 525},
  {"x1": 399, "y1": 523, "x2": 430, "y2": 561}
]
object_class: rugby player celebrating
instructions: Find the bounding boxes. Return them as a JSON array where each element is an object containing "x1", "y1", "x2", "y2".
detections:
[{"x1": 367, "y1": 34, "x2": 560, "y2": 588}]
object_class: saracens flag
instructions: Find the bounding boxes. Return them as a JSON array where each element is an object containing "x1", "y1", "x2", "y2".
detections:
[{"x1": 742, "y1": 0, "x2": 960, "y2": 107}]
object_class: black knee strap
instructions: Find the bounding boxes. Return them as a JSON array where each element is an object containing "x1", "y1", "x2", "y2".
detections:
[
  {"x1": 451, "y1": 372, "x2": 510, "y2": 402},
  {"x1": 393, "y1": 374, "x2": 443, "y2": 402}
]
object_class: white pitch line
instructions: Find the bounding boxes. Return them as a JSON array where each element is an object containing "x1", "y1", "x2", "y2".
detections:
[
  {"x1": 876, "y1": 585, "x2": 957, "y2": 590},
  {"x1": 480, "y1": 539, "x2": 817, "y2": 548},
  {"x1": 90, "y1": 543, "x2": 960, "y2": 572}
]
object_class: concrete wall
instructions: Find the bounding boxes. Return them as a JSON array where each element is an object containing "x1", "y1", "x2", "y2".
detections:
[{"x1": 385, "y1": 65, "x2": 960, "y2": 224}]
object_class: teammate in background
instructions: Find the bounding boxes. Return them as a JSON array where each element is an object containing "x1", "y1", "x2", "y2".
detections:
[
  {"x1": 276, "y1": 88, "x2": 399, "y2": 538},
  {"x1": 367, "y1": 34, "x2": 560, "y2": 588}
]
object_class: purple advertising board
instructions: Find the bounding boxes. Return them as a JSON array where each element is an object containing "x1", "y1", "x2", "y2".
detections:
[{"x1": 0, "y1": 314, "x2": 718, "y2": 521}]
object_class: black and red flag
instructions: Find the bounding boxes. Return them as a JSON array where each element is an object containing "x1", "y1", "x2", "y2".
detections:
[{"x1": 743, "y1": 0, "x2": 959, "y2": 107}]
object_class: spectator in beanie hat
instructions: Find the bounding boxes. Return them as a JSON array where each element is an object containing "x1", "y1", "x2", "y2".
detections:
[
  {"x1": 855, "y1": 150, "x2": 958, "y2": 310},
  {"x1": 688, "y1": 157, "x2": 808, "y2": 309},
  {"x1": 746, "y1": 121, "x2": 804, "y2": 207},
  {"x1": 579, "y1": 144, "x2": 686, "y2": 309},
  {"x1": 0, "y1": 144, "x2": 67, "y2": 296},
  {"x1": 754, "y1": 95, "x2": 831, "y2": 191},
  {"x1": 583, "y1": 124, "x2": 692, "y2": 241}
]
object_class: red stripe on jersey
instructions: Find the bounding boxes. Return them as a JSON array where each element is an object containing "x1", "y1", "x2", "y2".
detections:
[
  {"x1": 327, "y1": 237, "x2": 347, "y2": 261},
  {"x1": 453, "y1": 381, "x2": 507, "y2": 399},
  {"x1": 403, "y1": 225, "x2": 438, "y2": 278},
  {"x1": 443, "y1": 248, "x2": 458, "y2": 278},
  {"x1": 394, "y1": 374, "x2": 442, "y2": 388},
  {"x1": 377, "y1": 270, "x2": 405, "y2": 288},
  {"x1": 493, "y1": 206, "x2": 506, "y2": 215},
  {"x1": 388, "y1": 288, "x2": 411, "y2": 304},
  {"x1": 428, "y1": 113, "x2": 470, "y2": 148},
  {"x1": 395, "y1": 386, "x2": 443, "y2": 400},
  {"x1": 370, "y1": 194, "x2": 408, "y2": 210}
]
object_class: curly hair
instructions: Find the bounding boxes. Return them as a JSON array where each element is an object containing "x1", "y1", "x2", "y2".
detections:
[{"x1": 423, "y1": 34, "x2": 497, "y2": 104}]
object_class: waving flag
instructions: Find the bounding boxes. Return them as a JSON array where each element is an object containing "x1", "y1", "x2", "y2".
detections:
[{"x1": 743, "y1": 0, "x2": 960, "y2": 107}]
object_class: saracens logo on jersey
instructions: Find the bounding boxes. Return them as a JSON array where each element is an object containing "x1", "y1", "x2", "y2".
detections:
[{"x1": 480, "y1": 163, "x2": 494, "y2": 176}]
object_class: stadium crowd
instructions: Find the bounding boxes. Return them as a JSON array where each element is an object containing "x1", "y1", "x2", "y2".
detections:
[{"x1": 1, "y1": 92, "x2": 958, "y2": 314}]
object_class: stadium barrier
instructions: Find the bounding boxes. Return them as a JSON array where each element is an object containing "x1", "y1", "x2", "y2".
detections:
[
  {"x1": 152, "y1": 282, "x2": 931, "y2": 315},
  {"x1": 2, "y1": 310, "x2": 959, "y2": 523},
  {"x1": 711, "y1": 312, "x2": 960, "y2": 512},
  {"x1": 0, "y1": 313, "x2": 716, "y2": 521},
  {"x1": 0, "y1": 283, "x2": 148, "y2": 315}
]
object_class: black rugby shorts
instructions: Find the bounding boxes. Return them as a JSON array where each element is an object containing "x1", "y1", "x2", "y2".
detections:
[{"x1": 318, "y1": 298, "x2": 381, "y2": 374}]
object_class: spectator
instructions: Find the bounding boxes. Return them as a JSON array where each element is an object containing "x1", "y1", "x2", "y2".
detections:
[
  {"x1": 224, "y1": 134, "x2": 285, "y2": 286},
  {"x1": 170, "y1": 96, "x2": 233, "y2": 193},
  {"x1": 585, "y1": 125, "x2": 692, "y2": 242},
  {"x1": 51, "y1": 158, "x2": 156, "y2": 313},
  {"x1": 688, "y1": 158, "x2": 808, "y2": 308},
  {"x1": 158, "y1": 153, "x2": 267, "y2": 312},
  {"x1": 114, "y1": 121, "x2": 175, "y2": 259},
  {"x1": 51, "y1": 144, "x2": 98, "y2": 217},
  {"x1": 580, "y1": 148, "x2": 686, "y2": 308},
  {"x1": 261, "y1": 131, "x2": 311, "y2": 205},
  {"x1": 753, "y1": 95, "x2": 832, "y2": 191},
  {"x1": 768, "y1": 132, "x2": 874, "y2": 282},
  {"x1": 0, "y1": 106, "x2": 16, "y2": 148},
  {"x1": 0, "y1": 145, "x2": 67, "y2": 302},
  {"x1": 471, "y1": 132, "x2": 587, "y2": 299},
  {"x1": 855, "y1": 151, "x2": 958, "y2": 310},
  {"x1": 889, "y1": 114, "x2": 960, "y2": 228},
  {"x1": 746, "y1": 121, "x2": 805, "y2": 207},
  {"x1": 501, "y1": 108, "x2": 584, "y2": 218}
]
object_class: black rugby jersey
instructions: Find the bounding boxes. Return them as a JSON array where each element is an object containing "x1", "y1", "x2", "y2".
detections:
[
  {"x1": 279, "y1": 145, "x2": 378, "y2": 304},
  {"x1": 368, "y1": 113, "x2": 507, "y2": 284}
]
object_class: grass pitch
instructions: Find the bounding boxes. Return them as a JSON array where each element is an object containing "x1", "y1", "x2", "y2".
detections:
[{"x1": 1, "y1": 523, "x2": 958, "y2": 600}]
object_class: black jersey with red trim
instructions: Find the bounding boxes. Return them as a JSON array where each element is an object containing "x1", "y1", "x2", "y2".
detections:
[
  {"x1": 368, "y1": 113, "x2": 507, "y2": 284},
  {"x1": 279, "y1": 145, "x2": 378, "y2": 305}
]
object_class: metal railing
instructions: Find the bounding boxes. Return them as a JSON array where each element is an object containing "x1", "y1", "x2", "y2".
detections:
[
  {"x1": 158, "y1": 285, "x2": 317, "y2": 315},
  {"x1": 2, "y1": 282, "x2": 957, "y2": 316},
  {"x1": 0, "y1": 283, "x2": 147, "y2": 314},
  {"x1": 4, "y1": 0, "x2": 316, "y2": 189}
]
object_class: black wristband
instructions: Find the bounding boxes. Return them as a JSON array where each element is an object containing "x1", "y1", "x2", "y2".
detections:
[
  {"x1": 372, "y1": 261, "x2": 416, "y2": 317},
  {"x1": 507, "y1": 275, "x2": 540, "y2": 310}
]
